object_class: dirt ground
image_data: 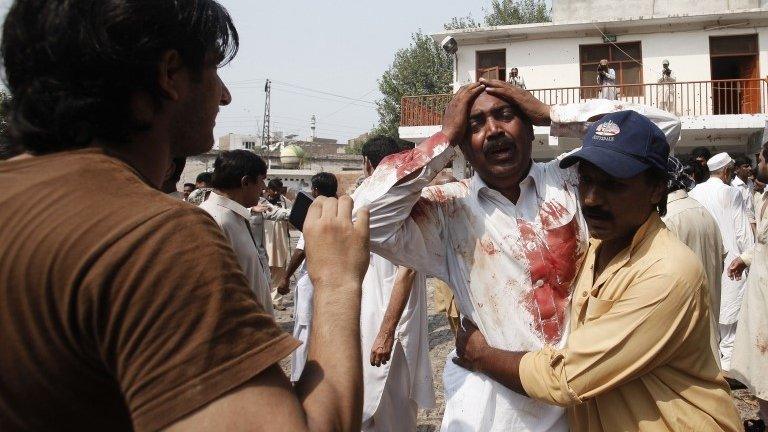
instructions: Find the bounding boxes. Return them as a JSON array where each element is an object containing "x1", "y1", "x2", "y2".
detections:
[{"x1": 275, "y1": 277, "x2": 761, "y2": 431}]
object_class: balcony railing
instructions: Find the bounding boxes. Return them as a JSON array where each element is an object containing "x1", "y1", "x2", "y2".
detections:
[{"x1": 400, "y1": 78, "x2": 768, "y2": 127}]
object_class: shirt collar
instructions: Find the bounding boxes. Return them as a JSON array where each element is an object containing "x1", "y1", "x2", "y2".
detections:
[
  {"x1": 469, "y1": 160, "x2": 539, "y2": 199},
  {"x1": 667, "y1": 189, "x2": 688, "y2": 203},
  {"x1": 732, "y1": 176, "x2": 745, "y2": 187},
  {"x1": 207, "y1": 191, "x2": 252, "y2": 220},
  {"x1": 706, "y1": 176, "x2": 724, "y2": 186}
]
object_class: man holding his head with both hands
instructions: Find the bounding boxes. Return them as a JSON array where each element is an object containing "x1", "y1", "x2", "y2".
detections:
[{"x1": 353, "y1": 77, "x2": 740, "y2": 431}]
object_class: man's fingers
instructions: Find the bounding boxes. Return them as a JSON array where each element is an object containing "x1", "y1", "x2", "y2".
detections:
[
  {"x1": 353, "y1": 207, "x2": 370, "y2": 239},
  {"x1": 462, "y1": 83, "x2": 486, "y2": 103},
  {"x1": 305, "y1": 196, "x2": 325, "y2": 227},
  {"x1": 456, "y1": 81, "x2": 483, "y2": 96},
  {"x1": 452, "y1": 356, "x2": 472, "y2": 371},
  {"x1": 337, "y1": 195, "x2": 354, "y2": 220},
  {"x1": 479, "y1": 78, "x2": 510, "y2": 89},
  {"x1": 320, "y1": 195, "x2": 338, "y2": 219}
]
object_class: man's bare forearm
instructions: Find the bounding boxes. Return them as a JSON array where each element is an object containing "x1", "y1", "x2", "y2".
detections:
[
  {"x1": 378, "y1": 267, "x2": 416, "y2": 335},
  {"x1": 283, "y1": 249, "x2": 306, "y2": 281},
  {"x1": 476, "y1": 347, "x2": 528, "y2": 396},
  {"x1": 295, "y1": 278, "x2": 363, "y2": 430}
]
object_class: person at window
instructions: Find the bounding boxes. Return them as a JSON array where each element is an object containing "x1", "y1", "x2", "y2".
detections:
[
  {"x1": 597, "y1": 59, "x2": 617, "y2": 100},
  {"x1": 507, "y1": 68, "x2": 526, "y2": 89}
]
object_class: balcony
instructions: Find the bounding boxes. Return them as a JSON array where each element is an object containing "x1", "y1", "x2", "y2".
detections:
[{"x1": 400, "y1": 78, "x2": 768, "y2": 127}]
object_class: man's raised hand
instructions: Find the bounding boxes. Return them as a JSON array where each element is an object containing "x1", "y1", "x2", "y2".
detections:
[
  {"x1": 303, "y1": 195, "x2": 370, "y2": 290},
  {"x1": 441, "y1": 82, "x2": 485, "y2": 147},
  {"x1": 480, "y1": 78, "x2": 551, "y2": 126}
]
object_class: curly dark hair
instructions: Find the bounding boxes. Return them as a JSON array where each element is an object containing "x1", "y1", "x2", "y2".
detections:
[{"x1": 1, "y1": 0, "x2": 238, "y2": 154}]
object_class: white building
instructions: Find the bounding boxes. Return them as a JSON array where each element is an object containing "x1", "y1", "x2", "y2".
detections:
[
  {"x1": 400, "y1": 0, "x2": 768, "y2": 169},
  {"x1": 218, "y1": 133, "x2": 261, "y2": 151}
]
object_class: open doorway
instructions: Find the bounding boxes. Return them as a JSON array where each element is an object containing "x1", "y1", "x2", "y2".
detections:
[
  {"x1": 710, "y1": 35, "x2": 759, "y2": 114},
  {"x1": 476, "y1": 50, "x2": 506, "y2": 81}
]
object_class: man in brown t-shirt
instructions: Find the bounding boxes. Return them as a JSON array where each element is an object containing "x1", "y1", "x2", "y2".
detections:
[{"x1": 0, "y1": 1, "x2": 369, "y2": 431}]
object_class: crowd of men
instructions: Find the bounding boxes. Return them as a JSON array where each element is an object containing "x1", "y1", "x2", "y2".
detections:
[{"x1": 1, "y1": 1, "x2": 768, "y2": 432}]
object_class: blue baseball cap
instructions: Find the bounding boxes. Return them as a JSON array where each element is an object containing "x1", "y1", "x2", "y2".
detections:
[{"x1": 559, "y1": 110, "x2": 670, "y2": 178}]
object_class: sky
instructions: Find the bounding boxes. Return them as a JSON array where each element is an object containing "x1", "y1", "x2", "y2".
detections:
[
  {"x1": 0, "y1": 0, "x2": 493, "y2": 144},
  {"x1": 212, "y1": 0, "x2": 487, "y2": 144}
]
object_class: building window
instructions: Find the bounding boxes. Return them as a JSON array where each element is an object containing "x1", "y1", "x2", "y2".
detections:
[
  {"x1": 476, "y1": 50, "x2": 506, "y2": 81},
  {"x1": 579, "y1": 42, "x2": 643, "y2": 97}
]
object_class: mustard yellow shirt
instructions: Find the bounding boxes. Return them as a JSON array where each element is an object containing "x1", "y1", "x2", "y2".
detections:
[{"x1": 519, "y1": 214, "x2": 741, "y2": 432}]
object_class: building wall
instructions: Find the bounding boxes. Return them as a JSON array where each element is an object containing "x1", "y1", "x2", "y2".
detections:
[
  {"x1": 553, "y1": 0, "x2": 762, "y2": 23},
  {"x1": 218, "y1": 133, "x2": 261, "y2": 151},
  {"x1": 455, "y1": 27, "x2": 768, "y2": 90},
  {"x1": 180, "y1": 151, "x2": 363, "y2": 190}
]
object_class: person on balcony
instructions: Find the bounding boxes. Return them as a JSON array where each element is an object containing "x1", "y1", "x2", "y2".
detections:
[
  {"x1": 597, "y1": 59, "x2": 617, "y2": 100},
  {"x1": 507, "y1": 67, "x2": 526, "y2": 89},
  {"x1": 658, "y1": 59, "x2": 678, "y2": 115}
]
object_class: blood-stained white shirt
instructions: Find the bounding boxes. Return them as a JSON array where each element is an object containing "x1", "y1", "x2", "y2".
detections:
[
  {"x1": 352, "y1": 101, "x2": 681, "y2": 431},
  {"x1": 353, "y1": 134, "x2": 588, "y2": 431}
]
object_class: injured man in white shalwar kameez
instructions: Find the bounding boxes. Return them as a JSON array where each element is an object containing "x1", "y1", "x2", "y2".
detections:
[{"x1": 352, "y1": 96, "x2": 681, "y2": 432}]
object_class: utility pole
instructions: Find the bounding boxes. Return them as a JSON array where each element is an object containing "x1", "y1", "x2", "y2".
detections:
[{"x1": 261, "y1": 79, "x2": 271, "y2": 150}]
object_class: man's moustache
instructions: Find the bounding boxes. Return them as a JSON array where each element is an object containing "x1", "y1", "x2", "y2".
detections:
[
  {"x1": 582, "y1": 206, "x2": 613, "y2": 221},
  {"x1": 482, "y1": 137, "x2": 516, "y2": 156}
]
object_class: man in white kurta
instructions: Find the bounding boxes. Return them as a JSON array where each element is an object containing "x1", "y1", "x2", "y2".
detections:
[
  {"x1": 289, "y1": 234, "x2": 312, "y2": 382},
  {"x1": 358, "y1": 253, "x2": 435, "y2": 431},
  {"x1": 352, "y1": 136, "x2": 436, "y2": 431},
  {"x1": 250, "y1": 197, "x2": 291, "y2": 299},
  {"x1": 689, "y1": 152, "x2": 755, "y2": 370},
  {"x1": 353, "y1": 89, "x2": 680, "y2": 431},
  {"x1": 730, "y1": 141, "x2": 768, "y2": 420},
  {"x1": 201, "y1": 191, "x2": 273, "y2": 316},
  {"x1": 732, "y1": 156, "x2": 756, "y2": 230},
  {"x1": 662, "y1": 157, "x2": 725, "y2": 364}
]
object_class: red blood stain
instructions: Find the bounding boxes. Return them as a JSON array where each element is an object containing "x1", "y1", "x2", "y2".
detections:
[
  {"x1": 479, "y1": 236, "x2": 499, "y2": 256},
  {"x1": 517, "y1": 201, "x2": 581, "y2": 344},
  {"x1": 757, "y1": 336, "x2": 768, "y2": 356},
  {"x1": 409, "y1": 197, "x2": 431, "y2": 225},
  {"x1": 379, "y1": 132, "x2": 448, "y2": 180},
  {"x1": 427, "y1": 187, "x2": 449, "y2": 204}
]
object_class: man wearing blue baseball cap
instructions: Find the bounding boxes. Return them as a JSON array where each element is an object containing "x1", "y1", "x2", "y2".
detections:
[{"x1": 454, "y1": 110, "x2": 741, "y2": 431}]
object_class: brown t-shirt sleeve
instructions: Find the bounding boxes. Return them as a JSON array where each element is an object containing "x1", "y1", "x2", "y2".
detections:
[{"x1": 82, "y1": 206, "x2": 299, "y2": 432}]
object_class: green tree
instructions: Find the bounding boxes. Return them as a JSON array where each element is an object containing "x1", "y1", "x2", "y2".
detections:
[
  {"x1": 484, "y1": 0, "x2": 550, "y2": 26},
  {"x1": 443, "y1": 14, "x2": 481, "y2": 31},
  {"x1": 447, "y1": 0, "x2": 551, "y2": 29},
  {"x1": 374, "y1": 31, "x2": 452, "y2": 138}
]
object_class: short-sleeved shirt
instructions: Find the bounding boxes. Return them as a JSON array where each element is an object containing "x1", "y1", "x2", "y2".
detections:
[{"x1": 0, "y1": 149, "x2": 299, "y2": 431}]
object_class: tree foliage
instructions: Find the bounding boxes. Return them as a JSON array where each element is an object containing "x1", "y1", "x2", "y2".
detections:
[
  {"x1": 446, "y1": 0, "x2": 551, "y2": 30},
  {"x1": 443, "y1": 14, "x2": 481, "y2": 31},
  {"x1": 374, "y1": 31, "x2": 452, "y2": 138},
  {"x1": 485, "y1": 0, "x2": 551, "y2": 26}
]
